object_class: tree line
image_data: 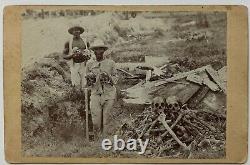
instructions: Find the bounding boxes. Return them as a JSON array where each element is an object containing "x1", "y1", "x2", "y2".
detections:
[{"x1": 21, "y1": 9, "x2": 138, "y2": 20}]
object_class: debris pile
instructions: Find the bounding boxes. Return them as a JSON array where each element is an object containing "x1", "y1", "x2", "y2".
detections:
[
  {"x1": 122, "y1": 65, "x2": 226, "y2": 106},
  {"x1": 119, "y1": 64, "x2": 226, "y2": 158},
  {"x1": 118, "y1": 96, "x2": 226, "y2": 158}
]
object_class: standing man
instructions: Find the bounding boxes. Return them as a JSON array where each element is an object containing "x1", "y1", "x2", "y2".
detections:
[
  {"x1": 86, "y1": 39, "x2": 118, "y2": 137},
  {"x1": 63, "y1": 25, "x2": 93, "y2": 89}
]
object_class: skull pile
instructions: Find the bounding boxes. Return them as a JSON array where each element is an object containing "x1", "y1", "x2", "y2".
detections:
[
  {"x1": 86, "y1": 72, "x2": 97, "y2": 86},
  {"x1": 100, "y1": 72, "x2": 113, "y2": 85},
  {"x1": 119, "y1": 96, "x2": 226, "y2": 158}
]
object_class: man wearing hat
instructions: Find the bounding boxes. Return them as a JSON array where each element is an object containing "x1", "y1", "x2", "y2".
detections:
[
  {"x1": 63, "y1": 26, "x2": 94, "y2": 89},
  {"x1": 86, "y1": 39, "x2": 118, "y2": 137}
]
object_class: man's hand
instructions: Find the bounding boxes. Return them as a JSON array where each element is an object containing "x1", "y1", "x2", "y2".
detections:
[{"x1": 63, "y1": 54, "x2": 74, "y2": 60}]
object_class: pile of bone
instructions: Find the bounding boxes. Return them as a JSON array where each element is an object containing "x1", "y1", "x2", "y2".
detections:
[{"x1": 119, "y1": 96, "x2": 226, "y2": 158}]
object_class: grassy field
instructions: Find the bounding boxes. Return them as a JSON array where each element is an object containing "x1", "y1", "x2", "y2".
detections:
[{"x1": 21, "y1": 11, "x2": 226, "y2": 158}]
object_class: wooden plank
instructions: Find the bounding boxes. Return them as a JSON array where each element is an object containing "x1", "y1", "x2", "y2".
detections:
[
  {"x1": 155, "y1": 65, "x2": 210, "y2": 87},
  {"x1": 203, "y1": 76, "x2": 219, "y2": 91},
  {"x1": 87, "y1": 89, "x2": 94, "y2": 141},
  {"x1": 205, "y1": 66, "x2": 226, "y2": 93},
  {"x1": 85, "y1": 88, "x2": 94, "y2": 141},
  {"x1": 186, "y1": 85, "x2": 210, "y2": 108},
  {"x1": 117, "y1": 68, "x2": 135, "y2": 77},
  {"x1": 186, "y1": 74, "x2": 203, "y2": 85},
  {"x1": 84, "y1": 88, "x2": 89, "y2": 142}
]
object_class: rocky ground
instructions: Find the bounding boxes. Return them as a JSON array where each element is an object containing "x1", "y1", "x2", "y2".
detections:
[{"x1": 21, "y1": 11, "x2": 226, "y2": 157}]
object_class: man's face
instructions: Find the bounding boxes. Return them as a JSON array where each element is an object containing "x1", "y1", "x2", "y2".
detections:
[
  {"x1": 73, "y1": 30, "x2": 81, "y2": 37},
  {"x1": 94, "y1": 47, "x2": 106, "y2": 61}
]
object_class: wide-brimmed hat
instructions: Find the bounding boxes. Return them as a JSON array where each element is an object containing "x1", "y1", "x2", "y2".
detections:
[
  {"x1": 68, "y1": 26, "x2": 84, "y2": 35},
  {"x1": 90, "y1": 39, "x2": 108, "y2": 50}
]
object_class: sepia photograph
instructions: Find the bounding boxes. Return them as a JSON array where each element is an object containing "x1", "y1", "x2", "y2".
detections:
[{"x1": 20, "y1": 8, "x2": 227, "y2": 159}]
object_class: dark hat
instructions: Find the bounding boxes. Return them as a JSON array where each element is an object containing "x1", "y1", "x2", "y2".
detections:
[{"x1": 68, "y1": 26, "x2": 84, "y2": 35}]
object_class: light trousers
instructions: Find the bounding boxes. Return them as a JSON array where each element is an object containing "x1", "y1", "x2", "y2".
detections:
[
  {"x1": 69, "y1": 61, "x2": 87, "y2": 89},
  {"x1": 90, "y1": 94, "x2": 115, "y2": 135}
]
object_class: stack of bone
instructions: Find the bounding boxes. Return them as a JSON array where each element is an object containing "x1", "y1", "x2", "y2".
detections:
[{"x1": 119, "y1": 96, "x2": 226, "y2": 158}]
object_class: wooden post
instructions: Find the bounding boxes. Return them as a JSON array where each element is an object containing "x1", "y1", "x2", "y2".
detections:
[
  {"x1": 84, "y1": 88, "x2": 94, "y2": 142},
  {"x1": 84, "y1": 88, "x2": 89, "y2": 142}
]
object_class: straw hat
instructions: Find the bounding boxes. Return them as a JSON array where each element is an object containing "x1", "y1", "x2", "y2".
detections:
[
  {"x1": 68, "y1": 26, "x2": 84, "y2": 35},
  {"x1": 90, "y1": 39, "x2": 108, "y2": 50}
]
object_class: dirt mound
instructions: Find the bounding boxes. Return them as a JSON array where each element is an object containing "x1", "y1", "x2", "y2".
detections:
[{"x1": 21, "y1": 52, "x2": 87, "y2": 156}]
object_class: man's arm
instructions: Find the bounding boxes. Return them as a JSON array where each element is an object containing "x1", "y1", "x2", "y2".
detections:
[
  {"x1": 85, "y1": 61, "x2": 90, "y2": 74},
  {"x1": 62, "y1": 41, "x2": 73, "y2": 60},
  {"x1": 110, "y1": 61, "x2": 119, "y2": 85}
]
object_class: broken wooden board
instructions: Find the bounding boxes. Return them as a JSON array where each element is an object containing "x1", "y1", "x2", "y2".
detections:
[
  {"x1": 199, "y1": 71, "x2": 220, "y2": 92},
  {"x1": 203, "y1": 76, "x2": 219, "y2": 91},
  {"x1": 186, "y1": 71, "x2": 220, "y2": 91},
  {"x1": 186, "y1": 74, "x2": 203, "y2": 85},
  {"x1": 122, "y1": 65, "x2": 226, "y2": 105},
  {"x1": 150, "y1": 78, "x2": 201, "y2": 104},
  {"x1": 205, "y1": 65, "x2": 226, "y2": 94},
  {"x1": 201, "y1": 91, "x2": 227, "y2": 114},
  {"x1": 187, "y1": 85, "x2": 210, "y2": 108},
  {"x1": 155, "y1": 65, "x2": 210, "y2": 87},
  {"x1": 122, "y1": 80, "x2": 154, "y2": 105},
  {"x1": 117, "y1": 68, "x2": 135, "y2": 77},
  {"x1": 218, "y1": 66, "x2": 227, "y2": 93}
]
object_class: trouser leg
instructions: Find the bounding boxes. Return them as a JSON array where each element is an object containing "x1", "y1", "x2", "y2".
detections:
[
  {"x1": 102, "y1": 99, "x2": 115, "y2": 136},
  {"x1": 70, "y1": 63, "x2": 82, "y2": 88},
  {"x1": 90, "y1": 94, "x2": 102, "y2": 135}
]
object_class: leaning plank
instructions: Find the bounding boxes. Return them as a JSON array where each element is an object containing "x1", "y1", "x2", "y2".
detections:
[
  {"x1": 203, "y1": 76, "x2": 219, "y2": 91},
  {"x1": 155, "y1": 65, "x2": 210, "y2": 87},
  {"x1": 117, "y1": 68, "x2": 135, "y2": 77},
  {"x1": 187, "y1": 85, "x2": 210, "y2": 108},
  {"x1": 205, "y1": 66, "x2": 226, "y2": 93},
  {"x1": 186, "y1": 74, "x2": 203, "y2": 85}
]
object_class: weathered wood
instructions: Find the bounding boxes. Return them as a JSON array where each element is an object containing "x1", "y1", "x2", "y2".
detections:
[
  {"x1": 84, "y1": 88, "x2": 94, "y2": 141},
  {"x1": 186, "y1": 85, "x2": 210, "y2": 108},
  {"x1": 186, "y1": 74, "x2": 203, "y2": 85},
  {"x1": 155, "y1": 65, "x2": 210, "y2": 87},
  {"x1": 117, "y1": 68, "x2": 135, "y2": 77},
  {"x1": 205, "y1": 65, "x2": 226, "y2": 93},
  {"x1": 186, "y1": 72, "x2": 219, "y2": 91},
  {"x1": 202, "y1": 76, "x2": 219, "y2": 91},
  {"x1": 84, "y1": 88, "x2": 89, "y2": 142}
]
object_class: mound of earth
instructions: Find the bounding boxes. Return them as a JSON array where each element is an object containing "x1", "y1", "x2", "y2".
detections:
[{"x1": 21, "y1": 52, "x2": 88, "y2": 156}]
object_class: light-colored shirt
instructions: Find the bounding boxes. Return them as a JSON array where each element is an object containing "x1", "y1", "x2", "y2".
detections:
[{"x1": 86, "y1": 58, "x2": 118, "y2": 100}]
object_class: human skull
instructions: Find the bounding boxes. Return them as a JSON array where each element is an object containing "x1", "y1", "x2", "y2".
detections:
[
  {"x1": 72, "y1": 47, "x2": 81, "y2": 54},
  {"x1": 151, "y1": 96, "x2": 166, "y2": 114},
  {"x1": 100, "y1": 72, "x2": 112, "y2": 85},
  {"x1": 86, "y1": 72, "x2": 96, "y2": 86},
  {"x1": 166, "y1": 96, "x2": 180, "y2": 111}
]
